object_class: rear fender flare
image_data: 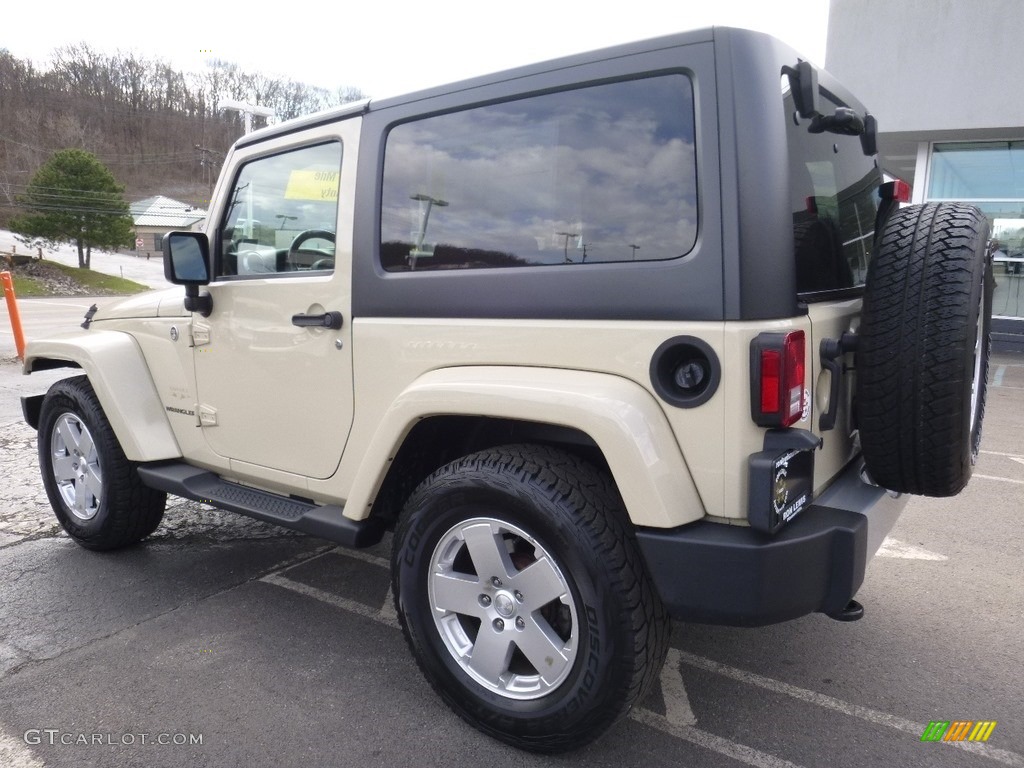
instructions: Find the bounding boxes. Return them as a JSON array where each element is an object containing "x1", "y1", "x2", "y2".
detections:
[{"x1": 344, "y1": 366, "x2": 705, "y2": 528}]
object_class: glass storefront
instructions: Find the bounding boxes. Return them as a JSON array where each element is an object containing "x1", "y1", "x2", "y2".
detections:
[{"x1": 928, "y1": 141, "x2": 1024, "y2": 319}]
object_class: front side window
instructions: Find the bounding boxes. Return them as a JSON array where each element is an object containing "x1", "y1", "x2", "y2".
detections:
[
  {"x1": 218, "y1": 142, "x2": 341, "y2": 277},
  {"x1": 380, "y1": 75, "x2": 697, "y2": 271}
]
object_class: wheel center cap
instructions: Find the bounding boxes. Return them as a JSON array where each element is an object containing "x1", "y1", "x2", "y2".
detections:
[{"x1": 494, "y1": 592, "x2": 515, "y2": 618}]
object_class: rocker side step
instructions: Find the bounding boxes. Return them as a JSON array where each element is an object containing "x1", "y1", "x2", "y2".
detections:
[{"x1": 136, "y1": 461, "x2": 385, "y2": 548}]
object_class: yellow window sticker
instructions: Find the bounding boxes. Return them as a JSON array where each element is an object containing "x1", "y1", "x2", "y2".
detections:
[{"x1": 285, "y1": 170, "x2": 339, "y2": 201}]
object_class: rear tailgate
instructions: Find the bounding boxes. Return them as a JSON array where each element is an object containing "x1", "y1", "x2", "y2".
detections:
[
  {"x1": 784, "y1": 76, "x2": 883, "y2": 491},
  {"x1": 806, "y1": 298, "x2": 861, "y2": 490}
]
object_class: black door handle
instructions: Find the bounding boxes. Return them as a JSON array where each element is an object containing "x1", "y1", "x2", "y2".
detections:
[{"x1": 292, "y1": 311, "x2": 343, "y2": 330}]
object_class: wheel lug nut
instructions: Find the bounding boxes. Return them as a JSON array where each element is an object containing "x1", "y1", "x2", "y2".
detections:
[
  {"x1": 491, "y1": 576, "x2": 502, "y2": 588},
  {"x1": 515, "y1": 617, "x2": 525, "y2": 630},
  {"x1": 479, "y1": 594, "x2": 491, "y2": 607},
  {"x1": 493, "y1": 618, "x2": 504, "y2": 631},
  {"x1": 514, "y1": 590, "x2": 523, "y2": 601}
]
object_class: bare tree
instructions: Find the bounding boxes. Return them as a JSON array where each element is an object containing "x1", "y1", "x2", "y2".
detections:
[{"x1": 0, "y1": 46, "x2": 365, "y2": 227}]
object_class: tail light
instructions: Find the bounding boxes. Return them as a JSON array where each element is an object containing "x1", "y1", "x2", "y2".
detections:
[
  {"x1": 750, "y1": 331, "x2": 806, "y2": 428},
  {"x1": 880, "y1": 179, "x2": 912, "y2": 203}
]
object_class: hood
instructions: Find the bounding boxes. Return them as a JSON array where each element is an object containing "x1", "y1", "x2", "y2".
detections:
[{"x1": 90, "y1": 288, "x2": 188, "y2": 322}]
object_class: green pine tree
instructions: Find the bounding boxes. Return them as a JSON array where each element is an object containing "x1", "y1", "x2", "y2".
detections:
[{"x1": 11, "y1": 149, "x2": 134, "y2": 269}]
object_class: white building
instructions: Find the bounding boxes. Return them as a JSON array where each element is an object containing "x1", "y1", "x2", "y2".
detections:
[
  {"x1": 826, "y1": 0, "x2": 1024, "y2": 348},
  {"x1": 129, "y1": 196, "x2": 207, "y2": 256}
]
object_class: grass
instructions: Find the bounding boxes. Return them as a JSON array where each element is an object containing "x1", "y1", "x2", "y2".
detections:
[
  {"x1": 4, "y1": 260, "x2": 149, "y2": 297},
  {"x1": 10, "y1": 273, "x2": 48, "y2": 296},
  {"x1": 49, "y1": 261, "x2": 149, "y2": 294}
]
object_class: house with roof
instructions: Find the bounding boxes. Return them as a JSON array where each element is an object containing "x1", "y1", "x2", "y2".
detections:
[{"x1": 129, "y1": 196, "x2": 207, "y2": 255}]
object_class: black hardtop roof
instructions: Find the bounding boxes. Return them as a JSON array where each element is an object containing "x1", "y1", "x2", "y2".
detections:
[{"x1": 235, "y1": 26, "x2": 787, "y2": 149}]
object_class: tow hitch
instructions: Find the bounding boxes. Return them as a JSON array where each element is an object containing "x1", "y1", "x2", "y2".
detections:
[{"x1": 828, "y1": 599, "x2": 865, "y2": 622}]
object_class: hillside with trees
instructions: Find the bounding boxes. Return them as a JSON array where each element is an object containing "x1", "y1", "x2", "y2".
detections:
[{"x1": 0, "y1": 45, "x2": 363, "y2": 224}]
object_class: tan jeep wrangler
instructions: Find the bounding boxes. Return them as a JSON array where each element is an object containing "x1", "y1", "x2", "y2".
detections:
[{"x1": 21, "y1": 27, "x2": 992, "y2": 752}]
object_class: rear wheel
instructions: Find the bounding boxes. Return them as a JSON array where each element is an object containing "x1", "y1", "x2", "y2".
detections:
[
  {"x1": 392, "y1": 444, "x2": 668, "y2": 752},
  {"x1": 38, "y1": 376, "x2": 166, "y2": 550},
  {"x1": 856, "y1": 202, "x2": 993, "y2": 495}
]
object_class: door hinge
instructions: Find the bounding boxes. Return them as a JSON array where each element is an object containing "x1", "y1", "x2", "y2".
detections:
[
  {"x1": 198, "y1": 404, "x2": 217, "y2": 427},
  {"x1": 192, "y1": 323, "x2": 211, "y2": 347}
]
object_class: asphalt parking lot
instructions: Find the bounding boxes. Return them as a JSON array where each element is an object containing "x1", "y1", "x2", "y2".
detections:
[{"x1": 1, "y1": 300, "x2": 1022, "y2": 767}]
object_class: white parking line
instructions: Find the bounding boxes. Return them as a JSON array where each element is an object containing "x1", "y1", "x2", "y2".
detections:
[
  {"x1": 876, "y1": 538, "x2": 948, "y2": 561},
  {"x1": 977, "y1": 451, "x2": 1024, "y2": 482},
  {"x1": 266, "y1": 548, "x2": 1024, "y2": 767},
  {"x1": 974, "y1": 474, "x2": 1024, "y2": 486},
  {"x1": 0, "y1": 732, "x2": 45, "y2": 768},
  {"x1": 675, "y1": 651, "x2": 1024, "y2": 767},
  {"x1": 629, "y1": 709, "x2": 807, "y2": 768},
  {"x1": 261, "y1": 572, "x2": 399, "y2": 629},
  {"x1": 263, "y1": 566, "x2": 807, "y2": 767},
  {"x1": 326, "y1": 545, "x2": 389, "y2": 569},
  {"x1": 661, "y1": 649, "x2": 697, "y2": 726},
  {"x1": 380, "y1": 585, "x2": 399, "y2": 625}
]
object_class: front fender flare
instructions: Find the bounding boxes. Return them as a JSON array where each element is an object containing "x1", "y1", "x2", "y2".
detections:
[
  {"x1": 24, "y1": 331, "x2": 181, "y2": 462},
  {"x1": 343, "y1": 367, "x2": 705, "y2": 528}
]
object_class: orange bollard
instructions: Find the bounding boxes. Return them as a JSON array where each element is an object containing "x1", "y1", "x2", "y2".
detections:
[{"x1": 1, "y1": 271, "x2": 27, "y2": 361}]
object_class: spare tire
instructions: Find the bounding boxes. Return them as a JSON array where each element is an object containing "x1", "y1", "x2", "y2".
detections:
[{"x1": 856, "y1": 202, "x2": 993, "y2": 496}]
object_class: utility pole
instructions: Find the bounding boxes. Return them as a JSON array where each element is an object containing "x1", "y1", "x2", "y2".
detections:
[
  {"x1": 194, "y1": 145, "x2": 217, "y2": 197},
  {"x1": 557, "y1": 231, "x2": 579, "y2": 263},
  {"x1": 409, "y1": 193, "x2": 448, "y2": 271}
]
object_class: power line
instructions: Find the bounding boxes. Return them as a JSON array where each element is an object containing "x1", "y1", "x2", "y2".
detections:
[
  {"x1": 4, "y1": 183, "x2": 209, "y2": 207},
  {"x1": 0, "y1": 134, "x2": 220, "y2": 166}
]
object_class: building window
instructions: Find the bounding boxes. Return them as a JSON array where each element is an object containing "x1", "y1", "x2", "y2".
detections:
[
  {"x1": 380, "y1": 75, "x2": 697, "y2": 271},
  {"x1": 928, "y1": 141, "x2": 1024, "y2": 319}
]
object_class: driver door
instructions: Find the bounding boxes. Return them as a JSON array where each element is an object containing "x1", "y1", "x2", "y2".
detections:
[{"x1": 193, "y1": 125, "x2": 357, "y2": 481}]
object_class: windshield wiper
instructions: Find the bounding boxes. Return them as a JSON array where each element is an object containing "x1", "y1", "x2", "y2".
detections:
[{"x1": 783, "y1": 60, "x2": 878, "y2": 155}]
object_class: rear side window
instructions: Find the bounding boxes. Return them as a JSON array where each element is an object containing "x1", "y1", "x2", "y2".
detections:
[
  {"x1": 380, "y1": 75, "x2": 697, "y2": 271},
  {"x1": 784, "y1": 82, "x2": 882, "y2": 296}
]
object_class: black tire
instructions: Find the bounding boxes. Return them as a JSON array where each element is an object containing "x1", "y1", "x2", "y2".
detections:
[
  {"x1": 856, "y1": 202, "x2": 993, "y2": 496},
  {"x1": 391, "y1": 444, "x2": 669, "y2": 752},
  {"x1": 38, "y1": 375, "x2": 166, "y2": 550}
]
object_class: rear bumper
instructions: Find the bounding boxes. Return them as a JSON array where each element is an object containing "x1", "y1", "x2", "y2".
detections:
[{"x1": 635, "y1": 459, "x2": 906, "y2": 626}]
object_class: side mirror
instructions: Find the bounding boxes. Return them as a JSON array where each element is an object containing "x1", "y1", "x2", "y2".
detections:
[{"x1": 163, "y1": 231, "x2": 213, "y2": 316}]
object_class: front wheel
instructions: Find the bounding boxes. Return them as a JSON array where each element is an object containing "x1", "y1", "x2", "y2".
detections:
[
  {"x1": 392, "y1": 445, "x2": 669, "y2": 752},
  {"x1": 38, "y1": 376, "x2": 166, "y2": 550}
]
